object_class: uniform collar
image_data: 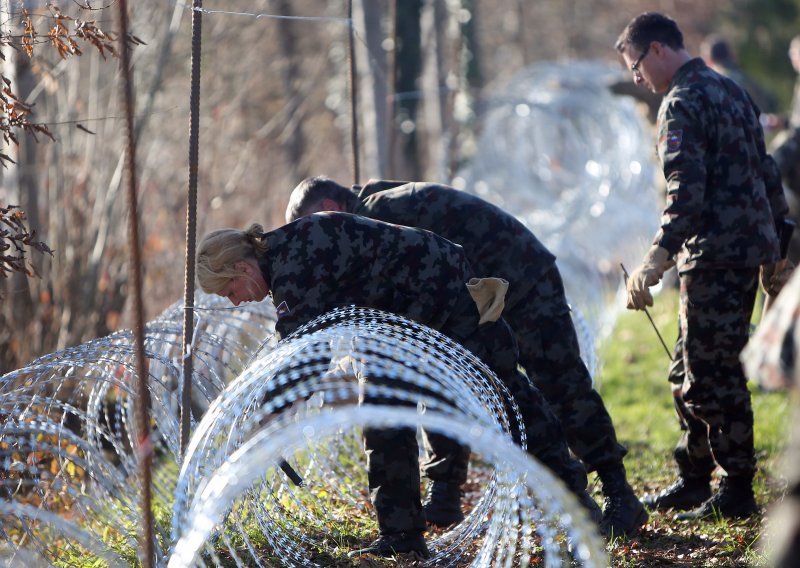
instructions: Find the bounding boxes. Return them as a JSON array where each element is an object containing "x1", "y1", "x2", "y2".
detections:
[
  {"x1": 354, "y1": 179, "x2": 409, "y2": 201},
  {"x1": 668, "y1": 57, "x2": 707, "y2": 91}
]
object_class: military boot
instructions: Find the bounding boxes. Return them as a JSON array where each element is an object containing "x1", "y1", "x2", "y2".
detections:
[
  {"x1": 675, "y1": 476, "x2": 759, "y2": 521},
  {"x1": 577, "y1": 489, "x2": 604, "y2": 524},
  {"x1": 642, "y1": 475, "x2": 711, "y2": 511},
  {"x1": 348, "y1": 531, "x2": 430, "y2": 559},
  {"x1": 597, "y1": 466, "x2": 648, "y2": 538},
  {"x1": 423, "y1": 481, "x2": 465, "y2": 527}
]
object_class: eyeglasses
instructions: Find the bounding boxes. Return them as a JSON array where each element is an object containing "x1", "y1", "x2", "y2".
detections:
[{"x1": 630, "y1": 45, "x2": 650, "y2": 76}]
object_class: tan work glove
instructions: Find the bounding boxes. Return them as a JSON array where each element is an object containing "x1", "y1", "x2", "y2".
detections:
[
  {"x1": 761, "y1": 258, "x2": 796, "y2": 297},
  {"x1": 626, "y1": 245, "x2": 675, "y2": 310},
  {"x1": 466, "y1": 277, "x2": 509, "y2": 324}
]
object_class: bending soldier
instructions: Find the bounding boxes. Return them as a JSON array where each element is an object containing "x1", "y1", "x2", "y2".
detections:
[
  {"x1": 196, "y1": 212, "x2": 598, "y2": 558},
  {"x1": 285, "y1": 177, "x2": 646, "y2": 537}
]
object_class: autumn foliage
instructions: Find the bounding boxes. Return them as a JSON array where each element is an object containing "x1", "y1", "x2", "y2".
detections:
[
  {"x1": 0, "y1": 2, "x2": 141, "y2": 372},
  {"x1": 0, "y1": 204, "x2": 53, "y2": 280}
]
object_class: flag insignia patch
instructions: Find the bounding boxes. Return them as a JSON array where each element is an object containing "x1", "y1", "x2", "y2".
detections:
[{"x1": 667, "y1": 129, "x2": 683, "y2": 151}]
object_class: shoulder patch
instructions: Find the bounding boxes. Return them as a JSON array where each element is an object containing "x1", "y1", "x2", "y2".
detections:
[{"x1": 667, "y1": 129, "x2": 683, "y2": 152}]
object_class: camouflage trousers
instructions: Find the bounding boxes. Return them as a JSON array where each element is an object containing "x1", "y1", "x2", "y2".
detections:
[
  {"x1": 364, "y1": 426, "x2": 426, "y2": 534},
  {"x1": 666, "y1": 268, "x2": 758, "y2": 481},
  {"x1": 364, "y1": 290, "x2": 588, "y2": 533},
  {"x1": 504, "y1": 263, "x2": 627, "y2": 473}
]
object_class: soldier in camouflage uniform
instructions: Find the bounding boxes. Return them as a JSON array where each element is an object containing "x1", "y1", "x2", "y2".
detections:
[
  {"x1": 285, "y1": 177, "x2": 646, "y2": 537},
  {"x1": 616, "y1": 12, "x2": 791, "y2": 521},
  {"x1": 196, "y1": 212, "x2": 597, "y2": 558}
]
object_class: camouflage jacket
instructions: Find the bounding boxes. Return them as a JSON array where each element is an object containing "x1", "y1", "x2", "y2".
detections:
[
  {"x1": 655, "y1": 58, "x2": 788, "y2": 271},
  {"x1": 258, "y1": 212, "x2": 470, "y2": 339},
  {"x1": 351, "y1": 180, "x2": 556, "y2": 309}
]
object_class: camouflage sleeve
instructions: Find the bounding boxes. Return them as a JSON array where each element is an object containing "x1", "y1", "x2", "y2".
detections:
[
  {"x1": 751, "y1": 90, "x2": 789, "y2": 228},
  {"x1": 654, "y1": 96, "x2": 708, "y2": 255},
  {"x1": 274, "y1": 304, "x2": 323, "y2": 339},
  {"x1": 272, "y1": 273, "x2": 347, "y2": 338}
]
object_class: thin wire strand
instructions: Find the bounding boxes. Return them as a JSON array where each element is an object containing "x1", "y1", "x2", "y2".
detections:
[{"x1": 173, "y1": 1, "x2": 350, "y2": 22}]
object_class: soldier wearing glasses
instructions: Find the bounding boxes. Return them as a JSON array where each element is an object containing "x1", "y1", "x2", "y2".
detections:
[{"x1": 616, "y1": 12, "x2": 791, "y2": 521}]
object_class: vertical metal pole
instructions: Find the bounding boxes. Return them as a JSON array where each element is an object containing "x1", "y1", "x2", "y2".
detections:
[
  {"x1": 347, "y1": 0, "x2": 360, "y2": 183},
  {"x1": 115, "y1": 2, "x2": 154, "y2": 566},
  {"x1": 181, "y1": 0, "x2": 203, "y2": 457}
]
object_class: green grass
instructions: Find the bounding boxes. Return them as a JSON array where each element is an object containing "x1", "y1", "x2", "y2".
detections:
[{"x1": 596, "y1": 286, "x2": 791, "y2": 567}]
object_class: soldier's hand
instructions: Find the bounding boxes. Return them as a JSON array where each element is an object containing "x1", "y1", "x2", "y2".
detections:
[
  {"x1": 761, "y1": 258, "x2": 795, "y2": 297},
  {"x1": 626, "y1": 265, "x2": 655, "y2": 310},
  {"x1": 626, "y1": 245, "x2": 674, "y2": 311}
]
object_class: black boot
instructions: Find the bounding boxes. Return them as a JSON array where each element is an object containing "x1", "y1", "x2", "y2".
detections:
[
  {"x1": 598, "y1": 466, "x2": 648, "y2": 538},
  {"x1": 675, "y1": 476, "x2": 759, "y2": 521},
  {"x1": 576, "y1": 489, "x2": 604, "y2": 524},
  {"x1": 642, "y1": 475, "x2": 711, "y2": 511},
  {"x1": 348, "y1": 531, "x2": 431, "y2": 559},
  {"x1": 423, "y1": 481, "x2": 465, "y2": 527}
]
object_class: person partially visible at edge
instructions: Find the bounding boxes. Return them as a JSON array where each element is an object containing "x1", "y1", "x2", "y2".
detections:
[
  {"x1": 770, "y1": 35, "x2": 800, "y2": 264},
  {"x1": 699, "y1": 34, "x2": 778, "y2": 123},
  {"x1": 740, "y1": 268, "x2": 800, "y2": 567},
  {"x1": 615, "y1": 12, "x2": 792, "y2": 522},
  {"x1": 285, "y1": 176, "x2": 647, "y2": 538},
  {"x1": 196, "y1": 212, "x2": 599, "y2": 559},
  {"x1": 778, "y1": 35, "x2": 800, "y2": 131}
]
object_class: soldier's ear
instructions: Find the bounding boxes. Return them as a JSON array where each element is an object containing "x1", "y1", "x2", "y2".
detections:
[
  {"x1": 321, "y1": 198, "x2": 343, "y2": 212},
  {"x1": 234, "y1": 260, "x2": 251, "y2": 274},
  {"x1": 651, "y1": 41, "x2": 667, "y2": 58}
]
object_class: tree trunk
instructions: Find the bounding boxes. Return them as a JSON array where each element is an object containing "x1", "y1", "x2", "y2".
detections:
[
  {"x1": 355, "y1": 0, "x2": 389, "y2": 179},
  {"x1": 276, "y1": 0, "x2": 308, "y2": 182},
  {"x1": 0, "y1": 0, "x2": 34, "y2": 372},
  {"x1": 392, "y1": 0, "x2": 423, "y2": 180},
  {"x1": 420, "y1": 0, "x2": 450, "y2": 180}
]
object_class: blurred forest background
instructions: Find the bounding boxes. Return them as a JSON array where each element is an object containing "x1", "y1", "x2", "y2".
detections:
[{"x1": 2, "y1": 0, "x2": 800, "y2": 374}]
